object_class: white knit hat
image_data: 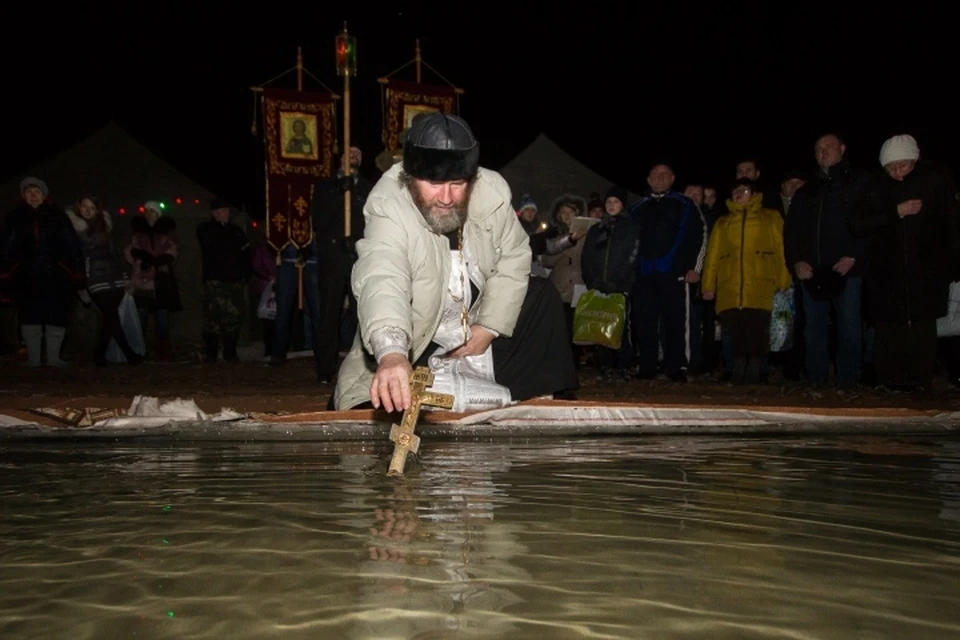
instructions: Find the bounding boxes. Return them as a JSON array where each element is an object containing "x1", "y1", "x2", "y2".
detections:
[
  {"x1": 143, "y1": 200, "x2": 162, "y2": 215},
  {"x1": 879, "y1": 134, "x2": 920, "y2": 167}
]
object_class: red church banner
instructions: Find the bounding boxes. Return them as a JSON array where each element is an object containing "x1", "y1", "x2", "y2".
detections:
[
  {"x1": 384, "y1": 80, "x2": 457, "y2": 154},
  {"x1": 262, "y1": 88, "x2": 335, "y2": 250}
]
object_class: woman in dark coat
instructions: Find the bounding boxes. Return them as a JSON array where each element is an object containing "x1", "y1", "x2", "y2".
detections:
[
  {"x1": 67, "y1": 195, "x2": 143, "y2": 366},
  {"x1": 124, "y1": 201, "x2": 182, "y2": 360},
  {"x1": 852, "y1": 135, "x2": 960, "y2": 389},
  {"x1": 0, "y1": 177, "x2": 84, "y2": 367}
]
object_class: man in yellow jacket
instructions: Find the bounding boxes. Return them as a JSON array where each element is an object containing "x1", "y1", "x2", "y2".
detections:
[{"x1": 701, "y1": 179, "x2": 792, "y2": 384}]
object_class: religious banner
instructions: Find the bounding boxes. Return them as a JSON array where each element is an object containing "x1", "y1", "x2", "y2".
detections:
[
  {"x1": 383, "y1": 80, "x2": 457, "y2": 154},
  {"x1": 262, "y1": 88, "x2": 335, "y2": 251}
]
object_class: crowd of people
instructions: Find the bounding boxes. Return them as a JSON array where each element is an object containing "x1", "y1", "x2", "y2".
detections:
[
  {"x1": 2, "y1": 117, "x2": 959, "y2": 412},
  {"x1": 519, "y1": 132, "x2": 960, "y2": 393}
]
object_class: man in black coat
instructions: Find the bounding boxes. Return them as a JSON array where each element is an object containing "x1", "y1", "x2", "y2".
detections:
[
  {"x1": 196, "y1": 198, "x2": 252, "y2": 362},
  {"x1": 310, "y1": 146, "x2": 373, "y2": 383},
  {"x1": 784, "y1": 133, "x2": 871, "y2": 388}
]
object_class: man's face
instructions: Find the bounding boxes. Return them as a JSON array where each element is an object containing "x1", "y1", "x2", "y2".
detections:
[
  {"x1": 781, "y1": 178, "x2": 805, "y2": 198},
  {"x1": 647, "y1": 165, "x2": 675, "y2": 193},
  {"x1": 293, "y1": 121, "x2": 305, "y2": 136},
  {"x1": 519, "y1": 206, "x2": 538, "y2": 223},
  {"x1": 22, "y1": 186, "x2": 44, "y2": 208},
  {"x1": 703, "y1": 188, "x2": 717, "y2": 208},
  {"x1": 605, "y1": 197, "x2": 624, "y2": 216},
  {"x1": 736, "y1": 162, "x2": 760, "y2": 181},
  {"x1": 683, "y1": 185, "x2": 704, "y2": 207},
  {"x1": 342, "y1": 147, "x2": 361, "y2": 172},
  {"x1": 814, "y1": 135, "x2": 845, "y2": 170},
  {"x1": 212, "y1": 207, "x2": 231, "y2": 224},
  {"x1": 588, "y1": 205, "x2": 604, "y2": 219},
  {"x1": 884, "y1": 159, "x2": 916, "y2": 182},
  {"x1": 409, "y1": 178, "x2": 472, "y2": 235}
]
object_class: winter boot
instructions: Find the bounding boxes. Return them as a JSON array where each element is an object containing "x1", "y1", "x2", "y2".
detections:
[
  {"x1": 222, "y1": 332, "x2": 239, "y2": 363},
  {"x1": 744, "y1": 358, "x2": 762, "y2": 385},
  {"x1": 45, "y1": 325, "x2": 68, "y2": 367},
  {"x1": 22, "y1": 324, "x2": 42, "y2": 367},
  {"x1": 203, "y1": 333, "x2": 219, "y2": 363},
  {"x1": 732, "y1": 358, "x2": 747, "y2": 385}
]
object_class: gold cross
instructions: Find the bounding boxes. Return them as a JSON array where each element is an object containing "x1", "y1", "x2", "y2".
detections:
[
  {"x1": 271, "y1": 212, "x2": 286, "y2": 232},
  {"x1": 387, "y1": 366, "x2": 454, "y2": 476},
  {"x1": 293, "y1": 196, "x2": 309, "y2": 216}
]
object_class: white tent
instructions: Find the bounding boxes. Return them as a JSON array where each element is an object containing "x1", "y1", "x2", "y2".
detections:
[
  {"x1": 0, "y1": 122, "x2": 240, "y2": 346},
  {"x1": 497, "y1": 134, "x2": 641, "y2": 218}
]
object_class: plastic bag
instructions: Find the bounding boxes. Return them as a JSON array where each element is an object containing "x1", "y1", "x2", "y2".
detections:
[
  {"x1": 769, "y1": 287, "x2": 795, "y2": 352},
  {"x1": 257, "y1": 279, "x2": 277, "y2": 320},
  {"x1": 106, "y1": 293, "x2": 146, "y2": 363},
  {"x1": 572, "y1": 290, "x2": 625, "y2": 348},
  {"x1": 937, "y1": 281, "x2": 960, "y2": 337}
]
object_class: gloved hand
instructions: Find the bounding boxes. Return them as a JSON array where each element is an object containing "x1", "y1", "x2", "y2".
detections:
[{"x1": 337, "y1": 175, "x2": 354, "y2": 194}]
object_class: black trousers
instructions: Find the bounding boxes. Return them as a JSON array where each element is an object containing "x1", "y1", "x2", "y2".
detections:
[
  {"x1": 413, "y1": 277, "x2": 579, "y2": 401},
  {"x1": 316, "y1": 273, "x2": 356, "y2": 377},
  {"x1": 875, "y1": 319, "x2": 937, "y2": 387},
  {"x1": 632, "y1": 273, "x2": 690, "y2": 376},
  {"x1": 720, "y1": 308, "x2": 772, "y2": 361},
  {"x1": 91, "y1": 289, "x2": 135, "y2": 362}
]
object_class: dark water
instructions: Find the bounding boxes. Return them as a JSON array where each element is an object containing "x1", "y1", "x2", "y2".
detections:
[{"x1": 1, "y1": 435, "x2": 959, "y2": 639}]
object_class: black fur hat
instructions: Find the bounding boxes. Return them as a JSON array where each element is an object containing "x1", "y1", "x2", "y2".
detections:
[{"x1": 402, "y1": 112, "x2": 479, "y2": 182}]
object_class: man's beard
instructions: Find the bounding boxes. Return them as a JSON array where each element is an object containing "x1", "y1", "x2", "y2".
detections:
[{"x1": 408, "y1": 182, "x2": 472, "y2": 235}]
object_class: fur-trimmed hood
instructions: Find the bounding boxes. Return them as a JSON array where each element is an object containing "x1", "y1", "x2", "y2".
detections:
[
  {"x1": 550, "y1": 194, "x2": 587, "y2": 232},
  {"x1": 131, "y1": 214, "x2": 176, "y2": 234},
  {"x1": 65, "y1": 206, "x2": 113, "y2": 234}
]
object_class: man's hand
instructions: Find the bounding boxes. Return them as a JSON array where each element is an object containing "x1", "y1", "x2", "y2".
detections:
[
  {"x1": 447, "y1": 325, "x2": 496, "y2": 358},
  {"x1": 701, "y1": 290, "x2": 715, "y2": 301},
  {"x1": 833, "y1": 256, "x2": 856, "y2": 276},
  {"x1": 685, "y1": 270, "x2": 700, "y2": 284},
  {"x1": 794, "y1": 261, "x2": 814, "y2": 280},
  {"x1": 370, "y1": 353, "x2": 413, "y2": 413},
  {"x1": 77, "y1": 289, "x2": 92, "y2": 306},
  {"x1": 897, "y1": 199, "x2": 922, "y2": 217}
]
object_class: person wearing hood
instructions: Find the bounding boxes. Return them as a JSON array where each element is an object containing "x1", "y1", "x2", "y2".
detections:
[
  {"x1": 0, "y1": 177, "x2": 85, "y2": 367},
  {"x1": 581, "y1": 186, "x2": 640, "y2": 381},
  {"x1": 851, "y1": 134, "x2": 960, "y2": 390},
  {"x1": 66, "y1": 195, "x2": 143, "y2": 366},
  {"x1": 196, "y1": 198, "x2": 252, "y2": 363},
  {"x1": 125, "y1": 200, "x2": 182, "y2": 360},
  {"x1": 541, "y1": 194, "x2": 589, "y2": 368},
  {"x1": 516, "y1": 194, "x2": 586, "y2": 278},
  {"x1": 701, "y1": 179, "x2": 792, "y2": 384}
]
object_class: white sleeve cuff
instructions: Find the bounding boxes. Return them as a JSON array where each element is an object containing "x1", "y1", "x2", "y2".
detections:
[
  {"x1": 478, "y1": 324, "x2": 500, "y2": 339},
  {"x1": 370, "y1": 326, "x2": 411, "y2": 362}
]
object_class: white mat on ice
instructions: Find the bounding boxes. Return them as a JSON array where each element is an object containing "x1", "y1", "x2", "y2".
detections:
[{"x1": 95, "y1": 396, "x2": 245, "y2": 428}]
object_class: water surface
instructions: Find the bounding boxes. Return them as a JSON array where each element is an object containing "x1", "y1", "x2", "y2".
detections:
[{"x1": 2, "y1": 436, "x2": 959, "y2": 639}]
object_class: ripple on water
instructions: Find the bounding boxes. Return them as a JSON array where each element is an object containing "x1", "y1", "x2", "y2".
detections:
[{"x1": 1, "y1": 437, "x2": 959, "y2": 639}]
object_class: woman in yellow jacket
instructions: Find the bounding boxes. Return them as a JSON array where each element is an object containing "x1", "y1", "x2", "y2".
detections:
[{"x1": 701, "y1": 179, "x2": 792, "y2": 384}]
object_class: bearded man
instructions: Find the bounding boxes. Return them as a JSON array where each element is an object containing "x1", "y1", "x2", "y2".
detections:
[{"x1": 334, "y1": 113, "x2": 578, "y2": 411}]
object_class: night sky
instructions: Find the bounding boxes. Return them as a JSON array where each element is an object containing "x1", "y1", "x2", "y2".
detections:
[{"x1": 3, "y1": 4, "x2": 955, "y2": 212}]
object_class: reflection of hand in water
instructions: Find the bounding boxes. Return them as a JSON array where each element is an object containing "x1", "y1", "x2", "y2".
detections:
[{"x1": 369, "y1": 507, "x2": 420, "y2": 563}]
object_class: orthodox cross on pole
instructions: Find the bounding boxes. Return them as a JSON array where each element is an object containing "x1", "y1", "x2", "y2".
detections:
[
  {"x1": 335, "y1": 22, "x2": 357, "y2": 238},
  {"x1": 387, "y1": 367, "x2": 454, "y2": 476}
]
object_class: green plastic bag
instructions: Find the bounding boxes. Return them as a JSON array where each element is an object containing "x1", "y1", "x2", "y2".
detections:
[{"x1": 572, "y1": 290, "x2": 626, "y2": 348}]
